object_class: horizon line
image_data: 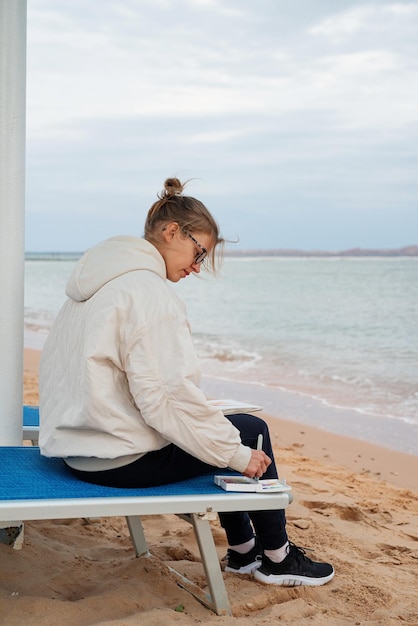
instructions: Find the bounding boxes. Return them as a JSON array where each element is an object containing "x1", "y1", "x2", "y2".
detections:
[{"x1": 25, "y1": 244, "x2": 418, "y2": 259}]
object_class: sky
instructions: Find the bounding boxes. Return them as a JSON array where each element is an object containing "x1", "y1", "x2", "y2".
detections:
[{"x1": 25, "y1": 0, "x2": 418, "y2": 252}]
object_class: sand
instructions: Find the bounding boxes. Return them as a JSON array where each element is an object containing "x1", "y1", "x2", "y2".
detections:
[{"x1": 0, "y1": 348, "x2": 417, "y2": 625}]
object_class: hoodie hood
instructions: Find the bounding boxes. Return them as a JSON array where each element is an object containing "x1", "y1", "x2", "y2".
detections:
[{"x1": 66, "y1": 236, "x2": 166, "y2": 302}]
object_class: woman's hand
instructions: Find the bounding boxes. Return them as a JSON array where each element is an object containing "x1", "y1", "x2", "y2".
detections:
[{"x1": 243, "y1": 449, "x2": 272, "y2": 479}]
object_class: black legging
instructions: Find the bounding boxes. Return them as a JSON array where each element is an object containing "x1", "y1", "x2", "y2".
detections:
[{"x1": 68, "y1": 413, "x2": 288, "y2": 550}]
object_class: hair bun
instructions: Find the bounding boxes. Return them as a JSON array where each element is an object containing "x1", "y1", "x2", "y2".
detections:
[{"x1": 164, "y1": 177, "x2": 184, "y2": 196}]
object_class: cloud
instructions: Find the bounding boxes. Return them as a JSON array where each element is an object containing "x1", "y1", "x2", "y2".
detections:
[
  {"x1": 24, "y1": 0, "x2": 418, "y2": 250},
  {"x1": 28, "y1": 1, "x2": 418, "y2": 137},
  {"x1": 309, "y1": 3, "x2": 418, "y2": 42}
]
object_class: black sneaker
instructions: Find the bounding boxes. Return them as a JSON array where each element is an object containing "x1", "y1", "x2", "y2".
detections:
[
  {"x1": 254, "y1": 542, "x2": 334, "y2": 586},
  {"x1": 224, "y1": 540, "x2": 262, "y2": 575}
]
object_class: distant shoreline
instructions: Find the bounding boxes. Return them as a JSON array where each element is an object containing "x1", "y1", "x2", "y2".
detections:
[
  {"x1": 25, "y1": 245, "x2": 418, "y2": 260},
  {"x1": 224, "y1": 245, "x2": 418, "y2": 258}
]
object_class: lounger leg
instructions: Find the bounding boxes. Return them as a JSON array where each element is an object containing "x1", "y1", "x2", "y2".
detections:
[
  {"x1": 186, "y1": 513, "x2": 231, "y2": 616},
  {"x1": 126, "y1": 513, "x2": 231, "y2": 615},
  {"x1": 125, "y1": 516, "x2": 149, "y2": 557}
]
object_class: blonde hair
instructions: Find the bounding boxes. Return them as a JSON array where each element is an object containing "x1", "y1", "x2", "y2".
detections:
[{"x1": 144, "y1": 177, "x2": 224, "y2": 273}]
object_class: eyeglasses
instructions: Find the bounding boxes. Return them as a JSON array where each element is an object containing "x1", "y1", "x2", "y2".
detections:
[{"x1": 187, "y1": 233, "x2": 207, "y2": 264}]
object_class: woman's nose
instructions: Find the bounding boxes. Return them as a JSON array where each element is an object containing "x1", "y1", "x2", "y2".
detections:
[{"x1": 191, "y1": 262, "x2": 201, "y2": 273}]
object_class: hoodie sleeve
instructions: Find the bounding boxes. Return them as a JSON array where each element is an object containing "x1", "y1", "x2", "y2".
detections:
[{"x1": 121, "y1": 307, "x2": 252, "y2": 473}]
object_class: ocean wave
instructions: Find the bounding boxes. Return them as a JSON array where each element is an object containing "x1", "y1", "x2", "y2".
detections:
[
  {"x1": 193, "y1": 335, "x2": 262, "y2": 368},
  {"x1": 200, "y1": 370, "x2": 418, "y2": 427}
]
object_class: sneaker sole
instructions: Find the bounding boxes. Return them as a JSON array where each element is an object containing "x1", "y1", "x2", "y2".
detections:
[
  {"x1": 254, "y1": 569, "x2": 335, "y2": 587},
  {"x1": 225, "y1": 561, "x2": 262, "y2": 575}
]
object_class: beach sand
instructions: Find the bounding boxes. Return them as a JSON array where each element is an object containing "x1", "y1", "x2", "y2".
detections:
[{"x1": 0, "y1": 349, "x2": 417, "y2": 625}]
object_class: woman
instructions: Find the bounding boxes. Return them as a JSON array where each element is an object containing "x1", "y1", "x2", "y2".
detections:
[{"x1": 39, "y1": 177, "x2": 334, "y2": 586}]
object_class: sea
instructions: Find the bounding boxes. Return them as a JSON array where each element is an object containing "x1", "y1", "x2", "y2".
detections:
[{"x1": 24, "y1": 253, "x2": 418, "y2": 456}]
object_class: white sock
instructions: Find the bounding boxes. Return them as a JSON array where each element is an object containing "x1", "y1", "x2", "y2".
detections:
[
  {"x1": 264, "y1": 541, "x2": 289, "y2": 563},
  {"x1": 229, "y1": 537, "x2": 255, "y2": 554}
]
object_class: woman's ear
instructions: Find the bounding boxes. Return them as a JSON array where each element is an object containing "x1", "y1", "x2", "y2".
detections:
[{"x1": 162, "y1": 222, "x2": 179, "y2": 243}]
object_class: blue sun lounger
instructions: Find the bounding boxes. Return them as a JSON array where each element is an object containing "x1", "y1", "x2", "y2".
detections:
[{"x1": 0, "y1": 445, "x2": 293, "y2": 615}]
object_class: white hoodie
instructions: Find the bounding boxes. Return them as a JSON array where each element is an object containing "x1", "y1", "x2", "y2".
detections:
[{"x1": 39, "y1": 236, "x2": 251, "y2": 473}]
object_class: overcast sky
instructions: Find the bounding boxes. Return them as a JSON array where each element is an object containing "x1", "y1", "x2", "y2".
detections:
[{"x1": 25, "y1": 0, "x2": 418, "y2": 252}]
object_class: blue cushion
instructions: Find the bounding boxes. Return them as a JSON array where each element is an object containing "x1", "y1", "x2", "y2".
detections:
[
  {"x1": 22, "y1": 406, "x2": 39, "y2": 427},
  {"x1": 0, "y1": 446, "x2": 234, "y2": 501}
]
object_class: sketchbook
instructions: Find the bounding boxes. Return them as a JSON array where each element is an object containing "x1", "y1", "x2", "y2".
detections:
[
  {"x1": 208, "y1": 399, "x2": 263, "y2": 415},
  {"x1": 214, "y1": 475, "x2": 292, "y2": 493}
]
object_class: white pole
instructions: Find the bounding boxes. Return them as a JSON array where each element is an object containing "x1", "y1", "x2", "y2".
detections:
[{"x1": 0, "y1": 0, "x2": 27, "y2": 445}]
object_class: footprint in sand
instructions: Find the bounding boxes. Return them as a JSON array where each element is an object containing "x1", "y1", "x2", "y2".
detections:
[{"x1": 301, "y1": 500, "x2": 365, "y2": 522}]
